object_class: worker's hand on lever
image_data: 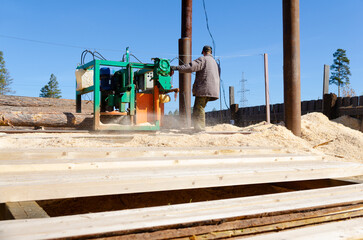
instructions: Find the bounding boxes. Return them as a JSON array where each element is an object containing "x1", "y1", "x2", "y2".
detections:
[{"x1": 170, "y1": 66, "x2": 176, "y2": 76}]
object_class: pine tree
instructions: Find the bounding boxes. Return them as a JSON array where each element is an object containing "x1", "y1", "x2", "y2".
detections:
[
  {"x1": 0, "y1": 51, "x2": 15, "y2": 95},
  {"x1": 330, "y1": 49, "x2": 351, "y2": 97},
  {"x1": 40, "y1": 74, "x2": 62, "y2": 98}
]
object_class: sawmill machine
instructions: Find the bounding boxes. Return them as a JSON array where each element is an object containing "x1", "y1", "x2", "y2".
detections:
[{"x1": 75, "y1": 48, "x2": 178, "y2": 131}]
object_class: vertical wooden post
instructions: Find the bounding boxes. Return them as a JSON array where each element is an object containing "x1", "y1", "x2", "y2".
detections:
[
  {"x1": 322, "y1": 64, "x2": 330, "y2": 112},
  {"x1": 230, "y1": 104, "x2": 239, "y2": 125},
  {"x1": 264, "y1": 53, "x2": 271, "y2": 123},
  {"x1": 283, "y1": 0, "x2": 301, "y2": 136},
  {"x1": 229, "y1": 86, "x2": 235, "y2": 107},
  {"x1": 323, "y1": 64, "x2": 330, "y2": 96}
]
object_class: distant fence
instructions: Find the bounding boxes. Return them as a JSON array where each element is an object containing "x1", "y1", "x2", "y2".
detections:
[{"x1": 206, "y1": 94, "x2": 363, "y2": 127}]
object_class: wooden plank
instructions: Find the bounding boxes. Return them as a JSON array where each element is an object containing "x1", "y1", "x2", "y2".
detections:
[
  {"x1": 0, "y1": 146, "x2": 286, "y2": 161},
  {"x1": 2, "y1": 202, "x2": 49, "y2": 220},
  {"x1": 352, "y1": 96, "x2": 359, "y2": 107},
  {"x1": 316, "y1": 99, "x2": 323, "y2": 111},
  {"x1": 339, "y1": 106, "x2": 363, "y2": 116},
  {"x1": 0, "y1": 154, "x2": 324, "y2": 171},
  {"x1": 243, "y1": 217, "x2": 363, "y2": 240},
  {"x1": 308, "y1": 100, "x2": 315, "y2": 112},
  {"x1": 95, "y1": 204, "x2": 363, "y2": 240},
  {"x1": 0, "y1": 160, "x2": 362, "y2": 203},
  {"x1": 342, "y1": 96, "x2": 351, "y2": 107},
  {"x1": 174, "y1": 209, "x2": 363, "y2": 240},
  {"x1": 1, "y1": 184, "x2": 363, "y2": 240}
]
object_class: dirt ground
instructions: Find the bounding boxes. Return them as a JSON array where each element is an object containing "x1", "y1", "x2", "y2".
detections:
[{"x1": 38, "y1": 179, "x2": 351, "y2": 217}]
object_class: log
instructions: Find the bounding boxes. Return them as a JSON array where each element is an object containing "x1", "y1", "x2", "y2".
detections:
[
  {"x1": 0, "y1": 95, "x2": 93, "y2": 112},
  {"x1": 0, "y1": 106, "x2": 93, "y2": 114},
  {"x1": 0, "y1": 111, "x2": 93, "y2": 128}
]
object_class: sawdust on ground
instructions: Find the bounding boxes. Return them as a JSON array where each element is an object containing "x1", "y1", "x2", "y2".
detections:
[{"x1": 0, "y1": 112, "x2": 362, "y2": 162}]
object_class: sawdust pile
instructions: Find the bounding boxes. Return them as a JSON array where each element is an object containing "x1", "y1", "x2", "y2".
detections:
[
  {"x1": 0, "y1": 112, "x2": 362, "y2": 162},
  {"x1": 300, "y1": 113, "x2": 363, "y2": 162},
  {"x1": 332, "y1": 115, "x2": 362, "y2": 131}
]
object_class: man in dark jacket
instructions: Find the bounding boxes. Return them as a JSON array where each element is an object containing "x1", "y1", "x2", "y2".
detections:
[{"x1": 171, "y1": 46, "x2": 220, "y2": 131}]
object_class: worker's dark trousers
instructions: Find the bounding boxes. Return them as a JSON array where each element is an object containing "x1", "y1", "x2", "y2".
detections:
[{"x1": 192, "y1": 96, "x2": 210, "y2": 131}]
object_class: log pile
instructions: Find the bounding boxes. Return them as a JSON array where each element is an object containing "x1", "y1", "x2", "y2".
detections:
[{"x1": 0, "y1": 95, "x2": 93, "y2": 128}]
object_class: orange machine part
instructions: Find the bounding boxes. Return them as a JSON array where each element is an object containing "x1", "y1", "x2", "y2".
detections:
[{"x1": 136, "y1": 92, "x2": 164, "y2": 126}]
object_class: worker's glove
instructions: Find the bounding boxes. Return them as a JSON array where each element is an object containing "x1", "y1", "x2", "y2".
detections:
[{"x1": 170, "y1": 66, "x2": 177, "y2": 76}]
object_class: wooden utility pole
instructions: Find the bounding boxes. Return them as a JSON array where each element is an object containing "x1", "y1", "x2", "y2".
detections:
[
  {"x1": 283, "y1": 0, "x2": 301, "y2": 136},
  {"x1": 229, "y1": 86, "x2": 235, "y2": 106},
  {"x1": 323, "y1": 64, "x2": 330, "y2": 96},
  {"x1": 264, "y1": 53, "x2": 271, "y2": 123}
]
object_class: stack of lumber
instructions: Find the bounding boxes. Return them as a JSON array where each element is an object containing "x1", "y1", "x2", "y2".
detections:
[{"x1": 0, "y1": 145, "x2": 363, "y2": 239}]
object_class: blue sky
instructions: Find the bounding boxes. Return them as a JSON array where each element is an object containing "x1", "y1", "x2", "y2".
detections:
[{"x1": 0, "y1": 0, "x2": 362, "y2": 113}]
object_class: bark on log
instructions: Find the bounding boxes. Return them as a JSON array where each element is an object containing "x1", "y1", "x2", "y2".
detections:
[
  {"x1": 0, "y1": 95, "x2": 93, "y2": 113},
  {"x1": 0, "y1": 106, "x2": 93, "y2": 114},
  {"x1": 0, "y1": 111, "x2": 93, "y2": 129}
]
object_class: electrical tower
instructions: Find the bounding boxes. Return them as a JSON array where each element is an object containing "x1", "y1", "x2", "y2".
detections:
[{"x1": 238, "y1": 72, "x2": 249, "y2": 107}]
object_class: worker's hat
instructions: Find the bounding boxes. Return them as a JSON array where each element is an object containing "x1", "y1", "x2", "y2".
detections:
[{"x1": 202, "y1": 45, "x2": 212, "y2": 54}]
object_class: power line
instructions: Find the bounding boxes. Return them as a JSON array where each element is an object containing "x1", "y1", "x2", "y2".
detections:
[
  {"x1": 0, "y1": 34, "x2": 262, "y2": 60},
  {"x1": 0, "y1": 34, "x2": 122, "y2": 52},
  {"x1": 202, "y1": 0, "x2": 216, "y2": 56}
]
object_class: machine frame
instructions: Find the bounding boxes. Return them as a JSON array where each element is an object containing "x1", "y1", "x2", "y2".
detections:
[{"x1": 76, "y1": 49, "x2": 165, "y2": 131}]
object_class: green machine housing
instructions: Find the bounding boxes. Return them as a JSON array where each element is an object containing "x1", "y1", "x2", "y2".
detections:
[{"x1": 76, "y1": 48, "x2": 174, "y2": 131}]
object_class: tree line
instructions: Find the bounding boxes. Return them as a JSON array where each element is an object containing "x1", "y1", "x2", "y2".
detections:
[{"x1": 0, "y1": 50, "x2": 61, "y2": 98}]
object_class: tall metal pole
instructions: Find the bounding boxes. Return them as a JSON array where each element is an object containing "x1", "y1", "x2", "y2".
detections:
[
  {"x1": 179, "y1": 0, "x2": 192, "y2": 128},
  {"x1": 264, "y1": 53, "x2": 271, "y2": 123},
  {"x1": 283, "y1": 0, "x2": 301, "y2": 136}
]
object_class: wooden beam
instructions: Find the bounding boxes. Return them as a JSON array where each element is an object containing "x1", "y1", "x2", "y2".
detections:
[
  {"x1": 1, "y1": 184, "x2": 363, "y2": 240},
  {"x1": 0, "y1": 201, "x2": 49, "y2": 220}
]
